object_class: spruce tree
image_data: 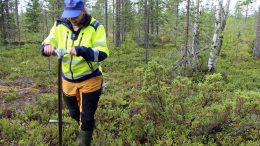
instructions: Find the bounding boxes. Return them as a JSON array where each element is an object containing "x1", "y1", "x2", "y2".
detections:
[{"x1": 25, "y1": 0, "x2": 41, "y2": 33}]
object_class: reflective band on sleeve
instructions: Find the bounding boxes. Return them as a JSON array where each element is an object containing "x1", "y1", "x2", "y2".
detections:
[
  {"x1": 92, "y1": 48, "x2": 100, "y2": 62},
  {"x1": 94, "y1": 41, "x2": 107, "y2": 47}
]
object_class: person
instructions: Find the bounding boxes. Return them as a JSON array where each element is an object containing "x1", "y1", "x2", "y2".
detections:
[{"x1": 41, "y1": 0, "x2": 109, "y2": 145}]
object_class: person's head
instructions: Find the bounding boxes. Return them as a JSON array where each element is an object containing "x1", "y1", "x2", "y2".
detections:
[{"x1": 62, "y1": 0, "x2": 86, "y2": 26}]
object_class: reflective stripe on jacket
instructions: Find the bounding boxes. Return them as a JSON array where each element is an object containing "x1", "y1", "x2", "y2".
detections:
[{"x1": 43, "y1": 15, "x2": 109, "y2": 81}]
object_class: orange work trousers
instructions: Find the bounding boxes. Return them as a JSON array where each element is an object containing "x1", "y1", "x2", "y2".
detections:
[{"x1": 62, "y1": 76, "x2": 102, "y2": 131}]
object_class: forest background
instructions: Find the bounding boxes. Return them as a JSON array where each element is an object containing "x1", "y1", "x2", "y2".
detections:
[{"x1": 0, "y1": 0, "x2": 260, "y2": 145}]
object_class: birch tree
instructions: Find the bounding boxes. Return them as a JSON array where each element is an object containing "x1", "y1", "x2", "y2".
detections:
[
  {"x1": 207, "y1": 0, "x2": 231, "y2": 72},
  {"x1": 207, "y1": 0, "x2": 222, "y2": 72},
  {"x1": 217, "y1": 0, "x2": 230, "y2": 55},
  {"x1": 253, "y1": 6, "x2": 260, "y2": 57}
]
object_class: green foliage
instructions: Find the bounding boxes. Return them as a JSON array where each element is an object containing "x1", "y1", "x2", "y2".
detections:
[
  {"x1": 46, "y1": 0, "x2": 63, "y2": 20},
  {"x1": 0, "y1": 119, "x2": 26, "y2": 145},
  {"x1": 197, "y1": 73, "x2": 227, "y2": 107},
  {"x1": 0, "y1": 8, "x2": 260, "y2": 145},
  {"x1": 25, "y1": 0, "x2": 42, "y2": 33},
  {"x1": 3, "y1": 93, "x2": 18, "y2": 102},
  {"x1": 137, "y1": 61, "x2": 259, "y2": 145}
]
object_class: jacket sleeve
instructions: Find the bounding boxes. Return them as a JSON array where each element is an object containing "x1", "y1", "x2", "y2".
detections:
[
  {"x1": 75, "y1": 24, "x2": 109, "y2": 62},
  {"x1": 41, "y1": 22, "x2": 58, "y2": 56}
]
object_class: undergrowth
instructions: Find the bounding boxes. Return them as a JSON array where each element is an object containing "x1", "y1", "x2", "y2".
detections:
[{"x1": 0, "y1": 16, "x2": 259, "y2": 145}]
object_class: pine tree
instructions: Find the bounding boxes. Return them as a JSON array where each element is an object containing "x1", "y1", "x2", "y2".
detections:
[
  {"x1": 0, "y1": 0, "x2": 16, "y2": 44},
  {"x1": 25, "y1": 0, "x2": 41, "y2": 33}
]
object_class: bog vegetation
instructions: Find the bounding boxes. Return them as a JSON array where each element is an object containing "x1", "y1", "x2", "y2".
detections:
[{"x1": 0, "y1": 0, "x2": 260, "y2": 145}]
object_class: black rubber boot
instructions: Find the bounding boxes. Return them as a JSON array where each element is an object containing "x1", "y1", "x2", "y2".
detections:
[{"x1": 76, "y1": 130, "x2": 93, "y2": 146}]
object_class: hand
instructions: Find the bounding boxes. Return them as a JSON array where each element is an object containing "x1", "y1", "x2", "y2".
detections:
[
  {"x1": 44, "y1": 45, "x2": 55, "y2": 56},
  {"x1": 69, "y1": 47, "x2": 77, "y2": 56}
]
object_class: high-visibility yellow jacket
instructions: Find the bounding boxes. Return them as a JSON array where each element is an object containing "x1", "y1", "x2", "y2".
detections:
[{"x1": 42, "y1": 15, "x2": 109, "y2": 82}]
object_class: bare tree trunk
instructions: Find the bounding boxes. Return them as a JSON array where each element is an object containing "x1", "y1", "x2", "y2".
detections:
[
  {"x1": 120, "y1": 0, "x2": 123, "y2": 42},
  {"x1": 208, "y1": 0, "x2": 223, "y2": 72},
  {"x1": 156, "y1": 0, "x2": 159, "y2": 36},
  {"x1": 138, "y1": 1, "x2": 141, "y2": 44},
  {"x1": 174, "y1": 0, "x2": 179, "y2": 47},
  {"x1": 115, "y1": 0, "x2": 121, "y2": 47},
  {"x1": 144, "y1": 0, "x2": 149, "y2": 64},
  {"x1": 121, "y1": 0, "x2": 125, "y2": 42},
  {"x1": 181, "y1": 0, "x2": 191, "y2": 76},
  {"x1": 217, "y1": 0, "x2": 230, "y2": 55},
  {"x1": 15, "y1": 0, "x2": 21, "y2": 44},
  {"x1": 147, "y1": 0, "x2": 150, "y2": 35},
  {"x1": 245, "y1": 4, "x2": 249, "y2": 24},
  {"x1": 0, "y1": 0, "x2": 4, "y2": 43},
  {"x1": 124, "y1": 1, "x2": 128, "y2": 42},
  {"x1": 191, "y1": 0, "x2": 200, "y2": 70},
  {"x1": 150, "y1": 0, "x2": 154, "y2": 34},
  {"x1": 4, "y1": 0, "x2": 10, "y2": 44},
  {"x1": 112, "y1": 0, "x2": 115, "y2": 42},
  {"x1": 105, "y1": 0, "x2": 108, "y2": 38},
  {"x1": 254, "y1": 6, "x2": 260, "y2": 57}
]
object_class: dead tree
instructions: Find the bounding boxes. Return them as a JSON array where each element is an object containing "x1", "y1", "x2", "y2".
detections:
[
  {"x1": 191, "y1": 0, "x2": 200, "y2": 70},
  {"x1": 181, "y1": 0, "x2": 191, "y2": 76},
  {"x1": 173, "y1": 0, "x2": 191, "y2": 76}
]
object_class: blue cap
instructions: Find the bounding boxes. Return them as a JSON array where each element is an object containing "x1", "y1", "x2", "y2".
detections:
[{"x1": 62, "y1": 0, "x2": 85, "y2": 18}]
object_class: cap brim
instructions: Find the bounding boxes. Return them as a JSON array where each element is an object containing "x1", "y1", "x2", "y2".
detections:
[{"x1": 62, "y1": 10, "x2": 81, "y2": 18}]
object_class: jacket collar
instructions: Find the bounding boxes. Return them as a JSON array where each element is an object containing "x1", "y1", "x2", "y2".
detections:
[{"x1": 56, "y1": 14, "x2": 92, "y2": 32}]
